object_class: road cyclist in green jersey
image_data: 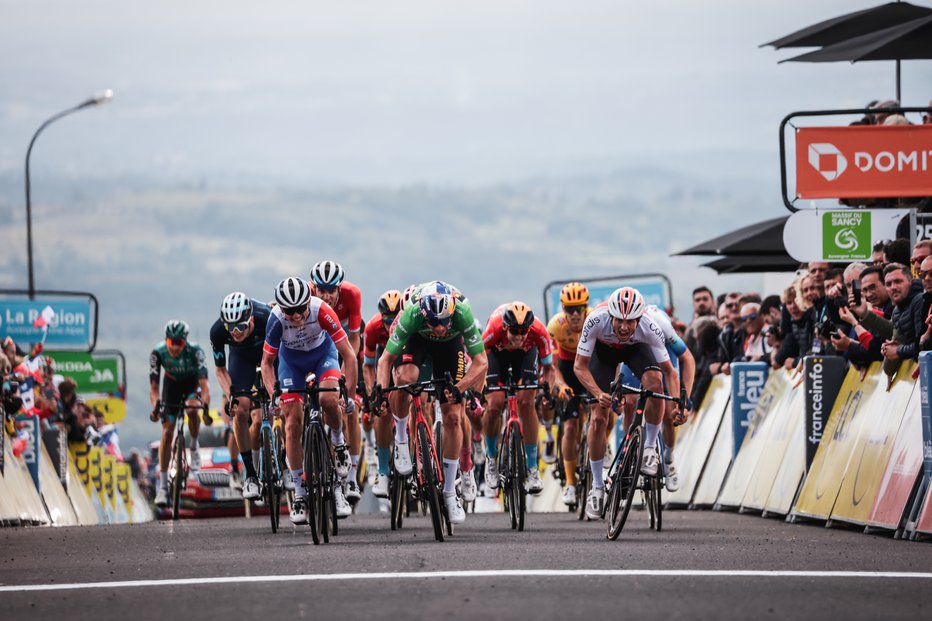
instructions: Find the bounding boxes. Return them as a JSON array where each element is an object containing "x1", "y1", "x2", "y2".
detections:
[
  {"x1": 373, "y1": 280, "x2": 488, "y2": 524},
  {"x1": 149, "y1": 320, "x2": 212, "y2": 507}
]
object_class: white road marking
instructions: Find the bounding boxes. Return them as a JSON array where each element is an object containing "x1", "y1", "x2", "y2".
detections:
[{"x1": 2, "y1": 569, "x2": 932, "y2": 593}]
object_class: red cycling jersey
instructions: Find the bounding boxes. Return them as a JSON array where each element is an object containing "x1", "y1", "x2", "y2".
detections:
[
  {"x1": 363, "y1": 312, "x2": 391, "y2": 363},
  {"x1": 330, "y1": 281, "x2": 363, "y2": 333},
  {"x1": 482, "y1": 312, "x2": 553, "y2": 363}
]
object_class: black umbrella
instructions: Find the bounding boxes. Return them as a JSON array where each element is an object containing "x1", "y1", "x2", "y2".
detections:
[
  {"x1": 763, "y1": 2, "x2": 932, "y2": 49},
  {"x1": 782, "y1": 15, "x2": 932, "y2": 62},
  {"x1": 701, "y1": 254, "x2": 800, "y2": 275},
  {"x1": 673, "y1": 216, "x2": 789, "y2": 257}
]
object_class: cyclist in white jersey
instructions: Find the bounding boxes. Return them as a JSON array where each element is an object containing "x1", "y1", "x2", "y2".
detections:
[
  {"x1": 573, "y1": 287, "x2": 683, "y2": 519},
  {"x1": 260, "y1": 277, "x2": 358, "y2": 524}
]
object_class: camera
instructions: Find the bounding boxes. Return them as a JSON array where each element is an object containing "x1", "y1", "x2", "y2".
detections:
[
  {"x1": 817, "y1": 320, "x2": 839, "y2": 340},
  {"x1": 851, "y1": 280, "x2": 861, "y2": 307}
]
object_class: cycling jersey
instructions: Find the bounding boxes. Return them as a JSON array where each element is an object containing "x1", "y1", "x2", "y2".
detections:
[
  {"x1": 209, "y1": 300, "x2": 271, "y2": 368},
  {"x1": 482, "y1": 308, "x2": 553, "y2": 366},
  {"x1": 263, "y1": 297, "x2": 347, "y2": 358},
  {"x1": 385, "y1": 296, "x2": 484, "y2": 357},
  {"x1": 576, "y1": 306, "x2": 669, "y2": 364},
  {"x1": 642, "y1": 305, "x2": 688, "y2": 358},
  {"x1": 362, "y1": 312, "x2": 391, "y2": 365},
  {"x1": 328, "y1": 281, "x2": 363, "y2": 333},
  {"x1": 149, "y1": 342, "x2": 208, "y2": 384},
  {"x1": 546, "y1": 309, "x2": 589, "y2": 361}
]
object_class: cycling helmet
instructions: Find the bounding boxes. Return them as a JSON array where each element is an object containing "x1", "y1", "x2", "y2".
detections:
[
  {"x1": 378, "y1": 290, "x2": 403, "y2": 316},
  {"x1": 502, "y1": 302, "x2": 534, "y2": 331},
  {"x1": 310, "y1": 260, "x2": 345, "y2": 288},
  {"x1": 220, "y1": 291, "x2": 253, "y2": 323},
  {"x1": 560, "y1": 282, "x2": 590, "y2": 306},
  {"x1": 419, "y1": 281, "x2": 456, "y2": 326},
  {"x1": 607, "y1": 287, "x2": 645, "y2": 321},
  {"x1": 165, "y1": 320, "x2": 189, "y2": 341},
  {"x1": 401, "y1": 284, "x2": 418, "y2": 310},
  {"x1": 275, "y1": 277, "x2": 311, "y2": 309}
]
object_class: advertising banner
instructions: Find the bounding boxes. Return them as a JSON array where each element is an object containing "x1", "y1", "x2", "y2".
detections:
[
  {"x1": 804, "y1": 356, "x2": 847, "y2": 469},
  {"x1": 0, "y1": 298, "x2": 94, "y2": 349},
  {"x1": 796, "y1": 125, "x2": 932, "y2": 199},
  {"x1": 115, "y1": 462, "x2": 132, "y2": 517},
  {"x1": 543, "y1": 275, "x2": 671, "y2": 320},
  {"x1": 783, "y1": 209, "x2": 907, "y2": 263},
  {"x1": 17, "y1": 415, "x2": 41, "y2": 492},
  {"x1": 84, "y1": 395, "x2": 127, "y2": 424},
  {"x1": 731, "y1": 362, "x2": 769, "y2": 457},
  {"x1": 42, "y1": 427, "x2": 68, "y2": 487},
  {"x1": 920, "y1": 352, "x2": 932, "y2": 481},
  {"x1": 45, "y1": 351, "x2": 121, "y2": 395}
]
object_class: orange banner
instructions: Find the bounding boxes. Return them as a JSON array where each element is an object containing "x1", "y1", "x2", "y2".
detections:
[{"x1": 796, "y1": 125, "x2": 932, "y2": 199}]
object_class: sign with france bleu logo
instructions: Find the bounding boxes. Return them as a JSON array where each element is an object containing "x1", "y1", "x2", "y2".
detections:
[{"x1": 783, "y1": 209, "x2": 908, "y2": 263}]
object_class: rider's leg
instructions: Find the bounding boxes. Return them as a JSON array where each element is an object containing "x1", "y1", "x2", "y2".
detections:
[
  {"x1": 641, "y1": 369, "x2": 665, "y2": 449},
  {"x1": 185, "y1": 398, "x2": 201, "y2": 451},
  {"x1": 390, "y1": 363, "x2": 418, "y2": 446},
  {"x1": 459, "y1": 410, "x2": 472, "y2": 473},
  {"x1": 440, "y1": 402, "x2": 464, "y2": 497},
  {"x1": 562, "y1": 408, "x2": 579, "y2": 486},
  {"x1": 516, "y1": 389, "x2": 538, "y2": 471},
  {"x1": 344, "y1": 396, "x2": 361, "y2": 482},
  {"x1": 586, "y1": 353, "x2": 615, "y2": 490},
  {"x1": 233, "y1": 396, "x2": 257, "y2": 479},
  {"x1": 159, "y1": 418, "x2": 176, "y2": 492},
  {"x1": 483, "y1": 391, "x2": 505, "y2": 460},
  {"x1": 376, "y1": 406, "x2": 393, "y2": 478},
  {"x1": 281, "y1": 397, "x2": 305, "y2": 495}
]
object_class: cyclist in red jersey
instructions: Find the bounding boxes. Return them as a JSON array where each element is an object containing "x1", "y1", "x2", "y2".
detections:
[
  {"x1": 310, "y1": 260, "x2": 364, "y2": 502},
  {"x1": 481, "y1": 302, "x2": 569, "y2": 495}
]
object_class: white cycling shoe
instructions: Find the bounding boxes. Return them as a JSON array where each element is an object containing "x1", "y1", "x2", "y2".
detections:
[
  {"x1": 444, "y1": 494, "x2": 466, "y2": 524},
  {"x1": 345, "y1": 479, "x2": 362, "y2": 503},
  {"x1": 461, "y1": 470, "x2": 478, "y2": 502},
  {"x1": 333, "y1": 444, "x2": 351, "y2": 480},
  {"x1": 189, "y1": 449, "x2": 202, "y2": 472},
  {"x1": 562, "y1": 484, "x2": 577, "y2": 506},
  {"x1": 334, "y1": 485, "x2": 352, "y2": 518},
  {"x1": 526, "y1": 468, "x2": 544, "y2": 495},
  {"x1": 585, "y1": 487, "x2": 604, "y2": 520},
  {"x1": 372, "y1": 473, "x2": 390, "y2": 498},
  {"x1": 154, "y1": 488, "x2": 169, "y2": 507},
  {"x1": 290, "y1": 497, "x2": 308, "y2": 524},
  {"x1": 393, "y1": 444, "x2": 413, "y2": 476},
  {"x1": 364, "y1": 444, "x2": 378, "y2": 482},
  {"x1": 242, "y1": 477, "x2": 260, "y2": 500},
  {"x1": 484, "y1": 457, "x2": 500, "y2": 490},
  {"x1": 664, "y1": 461, "x2": 681, "y2": 492},
  {"x1": 641, "y1": 447, "x2": 660, "y2": 476}
]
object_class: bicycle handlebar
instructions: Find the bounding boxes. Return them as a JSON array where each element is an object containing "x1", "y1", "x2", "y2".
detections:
[
  {"x1": 485, "y1": 381, "x2": 550, "y2": 397},
  {"x1": 609, "y1": 379, "x2": 684, "y2": 406}
]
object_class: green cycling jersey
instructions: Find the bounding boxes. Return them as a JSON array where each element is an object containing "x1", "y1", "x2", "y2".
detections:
[
  {"x1": 149, "y1": 341, "x2": 208, "y2": 383},
  {"x1": 386, "y1": 297, "x2": 485, "y2": 357}
]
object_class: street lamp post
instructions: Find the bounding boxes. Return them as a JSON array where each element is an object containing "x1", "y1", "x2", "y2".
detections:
[{"x1": 25, "y1": 90, "x2": 114, "y2": 298}]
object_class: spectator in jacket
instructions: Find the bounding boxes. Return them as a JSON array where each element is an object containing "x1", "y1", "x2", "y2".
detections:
[
  {"x1": 775, "y1": 284, "x2": 813, "y2": 369},
  {"x1": 879, "y1": 263, "x2": 925, "y2": 374},
  {"x1": 835, "y1": 265, "x2": 892, "y2": 367},
  {"x1": 883, "y1": 239, "x2": 911, "y2": 267}
]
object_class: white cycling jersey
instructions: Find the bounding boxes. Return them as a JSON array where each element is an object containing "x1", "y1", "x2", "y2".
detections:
[
  {"x1": 263, "y1": 296, "x2": 346, "y2": 358},
  {"x1": 576, "y1": 306, "x2": 670, "y2": 363}
]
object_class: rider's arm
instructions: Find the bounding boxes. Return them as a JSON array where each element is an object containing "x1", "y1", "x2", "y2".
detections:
[
  {"x1": 458, "y1": 350, "x2": 488, "y2": 392},
  {"x1": 148, "y1": 349, "x2": 161, "y2": 407},
  {"x1": 334, "y1": 337, "x2": 358, "y2": 401},
  {"x1": 215, "y1": 365, "x2": 233, "y2": 399},
  {"x1": 573, "y1": 353, "x2": 607, "y2": 405},
  {"x1": 376, "y1": 350, "x2": 397, "y2": 389},
  {"x1": 260, "y1": 350, "x2": 277, "y2": 401},
  {"x1": 195, "y1": 346, "x2": 211, "y2": 406},
  {"x1": 677, "y1": 347, "x2": 696, "y2": 399}
]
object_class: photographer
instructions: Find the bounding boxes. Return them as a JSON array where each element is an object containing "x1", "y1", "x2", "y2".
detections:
[{"x1": 833, "y1": 265, "x2": 891, "y2": 367}]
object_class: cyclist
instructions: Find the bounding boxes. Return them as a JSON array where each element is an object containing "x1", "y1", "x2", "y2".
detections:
[
  {"x1": 481, "y1": 301, "x2": 569, "y2": 495},
  {"x1": 362, "y1": 289, "x2": 403, "y2": 498},
  {"x1": 149, "y1": 320, "x2": 212, "y2": 507},
  {"x1": 260, "y1": 276, "x2": 359, "y2": 524},
  {"x1": 309, "y1": 260, "x2": 365, "y2": 502},
  {"x1": 617, "y1": 304, "x2": 695, "y2": 492},
  {"x1": 574, "y1": 287, "x2": 681, "y2": 519},
  {"x1": 374, "y1": 281, "x2": 488, "y2": 524},
  {"x1": 210, "y1": 291, "x2": 272, "y2": 501},
  {"x1": 546, "y1": 282, "x2": 591, "y2": 507}
]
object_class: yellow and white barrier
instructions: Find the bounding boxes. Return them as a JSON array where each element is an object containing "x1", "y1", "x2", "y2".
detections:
[{"x1": 0, "y1": 435, "x2": 49, "y2": 525}]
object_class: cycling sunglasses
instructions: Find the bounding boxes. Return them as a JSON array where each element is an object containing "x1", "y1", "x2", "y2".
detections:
[
  {"x1": 166, "y1": 338, "x2": 186, "y2": 347},
  {"x1": 282, "y1": 305, "x2": 307, "y2": 317},
  {"x1": 315, "y1": 284, "x2": 339, "y2": 294},
  {"x1": 563, "y1": 305, "x2": 587, "y2": 315},
  {"x1": 426, "y1": 315, "x2": 452, "y2": 328},
  {"x1": 225, "y1": 320, "x2": 250, "y2": 336},
  {"x1": 507, "y1": 326, "x2": 530, "y2": 335}
]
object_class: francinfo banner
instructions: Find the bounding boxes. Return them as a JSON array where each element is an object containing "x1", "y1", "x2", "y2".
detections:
[
  {"x1": 796, "y1": 125, "x2": 932, "y2": 199},
  {"x1": 730, "y1": 362, "x2": 769, "y2": 457},
  {"x1": 803, "y1": 355, "x2": 846, "y2": 470},
  {"x1": 919, "y1": 352, "x2": 932, "y2": 481}
]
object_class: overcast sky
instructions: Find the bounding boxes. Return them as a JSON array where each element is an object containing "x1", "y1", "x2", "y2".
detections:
[{"x1": 2, "y1": 0, "x2": 930, "y2": 185}]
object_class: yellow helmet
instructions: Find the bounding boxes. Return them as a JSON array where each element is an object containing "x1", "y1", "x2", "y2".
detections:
[
  {"x1": 378, "y1": 290, "x2": 402, "y2": 316},
  {"x1": 560, "y1": 282, "x2": 589, "y2": 306},
  {"x1": 502, "y1": 301, "x2": 534, "y2": 331}
]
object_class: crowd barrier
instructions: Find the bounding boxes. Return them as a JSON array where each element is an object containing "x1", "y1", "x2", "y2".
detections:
[
  {"x1": 670, "y1": 354, "x2": 932, "y2": 542},
  {"x1": 0, "y1": 424, "x2": 152, "y2": 527}
]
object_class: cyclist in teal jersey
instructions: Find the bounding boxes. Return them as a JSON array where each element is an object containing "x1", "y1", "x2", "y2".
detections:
[
  {"x1": 374, "y1": 281, "x2": 488, "y2": 524},
  {"x1": 149, "y1": 320, "x2": 212, "y2": 507}
]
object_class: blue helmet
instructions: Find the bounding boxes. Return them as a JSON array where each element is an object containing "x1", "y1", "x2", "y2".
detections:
[{"x1": 419, "y1": 281, "x2": 456, "y2": 326}]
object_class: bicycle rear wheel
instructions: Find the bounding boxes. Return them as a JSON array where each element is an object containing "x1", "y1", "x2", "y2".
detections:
[
  {"x1": 576, "y1": 436, "x2": 590, "y2": 520},
  {"x1": 606, "y1": 427, "x2": 642, "y2": 540},
  {"x1": 652, "y1": 471, "x2": 663, "y2": 531},
  {"x1": 418, "y1": 423, "x2": 444, "y2": 542},
  {"x1": 261, "y1": 427, "x2": 278, "y2": 533},
  {"x1": 303, "y1": 425, "x2": 320, "y2": 545},
  {"x1": 390, "y1": 472, "x2": 406, "y2": 530},
  {"x1": 316, "y1": 426, "x2": 335, "y2": 542},
  {"x1": 508, "y1": 424, "x2": 526, "y2": 532},
  {"x1": 171, "y1": 433, "x2": 184, "y2": 521}
]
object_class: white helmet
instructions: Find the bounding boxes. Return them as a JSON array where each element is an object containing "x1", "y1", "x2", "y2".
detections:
[
  {"x1": 419, "y1": 281, "x2": 456, "y2": 325},
  {"x1": 310, "y1": 260, "x2": 344, "y2": 288},
  {"x1": 220, "y1": 291, "x2": 252, "y2": 323},
  {"x1": 401, "y1": 284, "x2": 418, "y2": 310},
  {"x1": 275, "y1": 277, "x2": 311, "y2": 309},
  {"x1": 607, "y1": 287, "x2": 645, "y2": 321}
]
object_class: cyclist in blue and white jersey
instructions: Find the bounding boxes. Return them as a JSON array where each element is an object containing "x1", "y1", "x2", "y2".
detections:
[
  {"x1": 210, "y1": 292, "x2": 272, "y2": 501},
  {"x1": 617, "y1": 304, "x2": 695, "y2": 492},
  {"x1": 260, "y1": 277, "x2": 359, "y2": 524}
]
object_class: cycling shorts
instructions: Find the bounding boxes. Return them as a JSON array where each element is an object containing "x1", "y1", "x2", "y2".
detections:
[
  {"x1": 486, "y1": 347, "x2": 539, "y2": 387},
  {"x1": 278, "y1": 338, "x2": 342, "y2": 400},
  {"x1": 557, "y1": 358, "x2": 588, "y2": 421},
  {"x1": 589, "y1": 341, "x2": 660, "y2": 394},
  {"x1": 161, "y1": 376, "x2": 200, "y2": 424},
  {"x1": 619, "y1": 344, "x2": 679, "y2": 391},
  {"x1": 393, "y1": 334, "x2": 465, "y2": 404}
]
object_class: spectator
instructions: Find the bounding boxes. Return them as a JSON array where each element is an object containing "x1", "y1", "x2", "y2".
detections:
[
  {"x1": 871, "y1": 241, "x2": 887, "y2": 267},
  {"x1": 917, "y1": 256, "x2": 932, "y2": 352},
  {"x1": 775, "y1": 283, "x2": 813, "y2": 369},
  {"x1": 884, "y1": 114, "x2": 910, "y2": 126},
  {"x1": 924, "y1": 100, "x2": 931, "y2": 125},
  {"x1": 883, "y1": 239, "x2": 911, "y2": 266},
  {"x1": 870, "y1": 99, "x2": 900, "y2": 125},
  {"x1": 711, "y1": 292, "x2": 744, "y2": 374},
  {"x1": 760, "y1": 295, "x2": 782, "y2": 328},
  {"x1": 807, "y1": 262, "x2": 830, "y2": 288},
  {"x1": 691, "y1": 319, "x2": 723, "y2": 408},
  {"x1": 879, "y1": 263, "x2": 924, "y2": 375},
  {"x1": 834, "y1": 265, "x2": 888, "y2": 367},
  {"x1": 910, "y1": 240, "x2": 932, "y2": 278},
  {"x1": 691, "y1": 286, "x2": 716, "y2": 319},
  {"x1": 738, "y1": 303, "x2": 770, "y2": 363}
]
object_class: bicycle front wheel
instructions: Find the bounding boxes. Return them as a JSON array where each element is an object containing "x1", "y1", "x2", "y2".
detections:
[
  {"x1": 171, "y1": 433, "x2": 185, "y2": 521},
  {"x1": 303, "y1": 424, "x2": 320, "y2": 545},
  {"x1": 417, "y1": 423, "x2": 444, "y2": 542},
  {"x1": 607, "y1": 427, "x2": 642, "y2": 540},
  {"x1": 576, "y1": 436, "x2": 590, "y2": 521},
  {"x1": 507, "y1": 424, "x2": 526, "y2": 532},
  {"x1": 261, "y1": 426, "x2": 278, "y2": 533}
]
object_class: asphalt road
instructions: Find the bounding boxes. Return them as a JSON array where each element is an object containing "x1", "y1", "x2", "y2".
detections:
[{"x1": 2, "y1": 509, "x2": 930, "y2": 620}]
